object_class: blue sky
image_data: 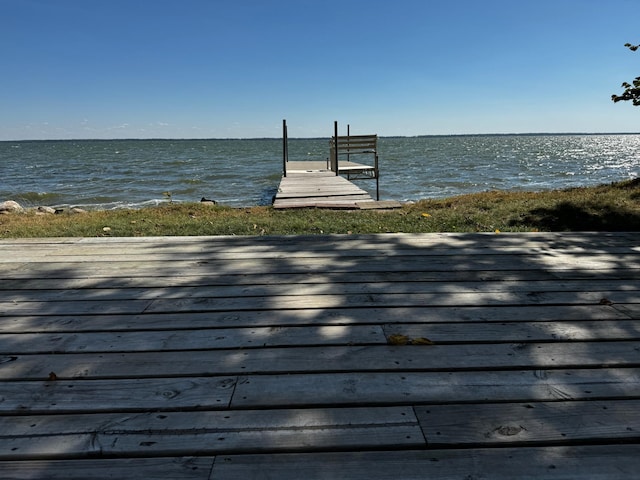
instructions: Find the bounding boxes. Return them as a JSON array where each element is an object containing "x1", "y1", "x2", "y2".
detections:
[{"x1": 1, "y1": 0, "x2": 639, "y2": 140}]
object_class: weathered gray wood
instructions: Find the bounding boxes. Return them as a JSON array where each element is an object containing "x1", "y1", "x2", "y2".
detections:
[
  {"x1": 0, "y1": 407, "x2": 423, "y2": 459},
  {"x1": 276, "y1": 189, "x2": 370, "y2": 198},
  {"x1": 0, "y1": 325, "x2": 385, "y2": 353},
  {"x1": 415, "y1": 399, "x2": 640, "y2": 446},
  {"x1": 4, "y1": 279, "x2": 637, "y2": 303},
  {"x1": 0, "y1": 457, "x2": 214, "y2": 480},
  {"x1": 140, "y1": 290, "x2": 640, "y2": 313},
  {"x1": 3, "y1": 342, "x2": 639, "y2": 380},
  {"x1": 1, "y1": 233, "x2": 639, "y2": 476},
  {"x1": 3, "y1": 238, "x2": 639, "y2": 261},
  {"x1": 3, "y1": 265, "x2": 636, "y2": 284},
  {"x1": 382, "y1": 319, "x2": 640, "y2": 343},
  {"x1": 0, "y1": 269, "x2": 566, "y2": 290},
  {"x1": 2, "y1": 236, "x2": 637, "y2": 259},
  {"x1": 3, "y1": 254, "x2": 637, "y2": 279},
  {"x1": 231, "y1": 368, "x2": 640, "y2": 407},
  {"x1": 284, "y1": 161, "x2": 330, "y2": 171},
  {"x1": 2, "y1": 288, "x2": 638, "y2": 316},
  {"x1": 274, "y1": 170, "x2": 374, "y2": 208},
  {"x1": 2, "y1": 231, "x2": 636, "y2": 250},
  {"x1": 0, "y1": 377, "x2": 237, "y2": 413},
  {"x1": 210, "y1": 445, "x2": 640, "y2": 480},
  {"x1": 0, "y1": 299, "x2": 152, "y2": 315},
  {"x1": 615, "y1": 303, "x2": 640, "y2": 319},
  {"x1": 3, "y1": 427, "x2": 421, "y2": 460},
  {"x1": 278, "y1": 183, "x2": 368, "y2": 192},
  {"x1": 272, "y1": 199, "x2": 373, "y2": 209},
  {"x1": 0, "y1": 304, "x2": 628, "y2": 333},
  {"x1": 1, "y1": 231, "x2": 635, "y2": 249},
  {"x1": 0, "y1": 406, "x2": 416, "y2": 436},
  {"x1": 3, "y1": 320, "x2": 638, "y2": 355}
]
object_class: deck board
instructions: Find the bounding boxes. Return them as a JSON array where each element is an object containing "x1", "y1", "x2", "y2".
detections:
[
  {"x1": 0, "y1": 232, "x2": 639, "y2": 478},
  {"x1": 414, "y1": 399, "x2": 640, "y2": 446},
  {"x1": 208, "y1": 446, "x2": 640, "y2": 480},
  {"x1": 273, "y1": 163, "x2": 385, "y2": 208}
]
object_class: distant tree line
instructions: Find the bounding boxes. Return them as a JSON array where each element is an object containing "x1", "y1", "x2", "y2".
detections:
[{"x1": 612, "y1": 43, "x2": 640, "y2": 106}]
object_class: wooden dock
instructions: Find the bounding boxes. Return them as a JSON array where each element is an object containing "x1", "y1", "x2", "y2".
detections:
[
  {"x1": 273, "y1": 161, "x2": 396, "y2": 209},
  {"x1": 274, "y1": 121, "x2": 397, "y2": 209},
  {"x1": 1, "y1": 232, "x2": 639, "y2": 479}
]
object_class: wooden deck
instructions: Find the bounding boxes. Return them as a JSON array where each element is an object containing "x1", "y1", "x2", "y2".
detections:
[
  {"x1": 1, "y1": 232, "x2": 639, "y2": 479},
  {"x1": 274, "y1": 161, "x2": 396, "y2": 209}
]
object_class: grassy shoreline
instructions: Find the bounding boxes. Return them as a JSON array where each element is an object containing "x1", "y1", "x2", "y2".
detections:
[{"x1": 1, "y1": 179, "x2": 639, "y2": 238}]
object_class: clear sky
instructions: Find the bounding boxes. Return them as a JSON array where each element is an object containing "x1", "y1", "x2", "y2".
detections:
[{"x1": 1, "y1": 0, "x2": 639, "y2": 140}]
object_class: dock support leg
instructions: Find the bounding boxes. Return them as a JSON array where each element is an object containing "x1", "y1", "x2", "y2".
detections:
[
  {"x1": 334, "y1": 120, "x2": 339, "y2": 176},
  {"x1": 282, "y1": 119, "x2": 288, "y2": 177}
]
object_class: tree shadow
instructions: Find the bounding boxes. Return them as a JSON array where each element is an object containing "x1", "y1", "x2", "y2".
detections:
[
  {"x1": 508, "y1": 178, "x2": 640, "y2": 231},
  {"x1": 0, "y1": 232, "x2": 639, "y2": 478},
  {"x1": 510, "y1": 201, "x2": 640, "y2": 231}
]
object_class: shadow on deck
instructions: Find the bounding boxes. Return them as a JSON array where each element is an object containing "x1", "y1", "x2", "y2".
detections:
[{"x1": 0, "y1": 232, "x2": 639, "y2": 478}]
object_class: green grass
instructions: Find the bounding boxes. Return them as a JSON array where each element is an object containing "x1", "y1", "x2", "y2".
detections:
[{"x1": 2, "y1": 179, "x2": 639, "y2": 238}]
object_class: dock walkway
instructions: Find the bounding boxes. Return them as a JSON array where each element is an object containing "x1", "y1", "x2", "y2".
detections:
[
  {"x1": 1, "y1": 232, "x2": 639, "y2": 479},
  {"x1": 274, "y1": 121, "x2": 397, "y2": 209},
  {"x1": 273, "y1": 161, "x2": 379, "y2": 209}
]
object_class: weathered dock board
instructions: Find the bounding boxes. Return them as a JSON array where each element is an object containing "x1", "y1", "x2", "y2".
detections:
[
  {"x1": 273, "y1": 167, "x2": 374, "y2": 209},
  {"x1": 0, "y1": 232, "x2": 639, "y2": 479}
]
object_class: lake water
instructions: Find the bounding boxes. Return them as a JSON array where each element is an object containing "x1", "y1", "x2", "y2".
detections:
[{"x1": 1, "y1": 134, "x2": 639, "y2": 209}]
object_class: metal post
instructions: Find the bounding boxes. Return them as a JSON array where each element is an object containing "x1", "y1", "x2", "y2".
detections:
[
  {"x1": 282, "y1": 119, "x2": 288, "y2": 177},
  {"x1": 347, "y1": 124, "x2": 350, "y2": 164},
  {"x1": 334, "y1": 121, "x2": 339, "y2": 175}
]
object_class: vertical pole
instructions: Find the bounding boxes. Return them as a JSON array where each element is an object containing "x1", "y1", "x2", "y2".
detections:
[
  {"x1": 334, "y1": 120, "x2": 339, "y2": 175},
  {"x1": 376, "y1": 153, "x2": 380, "y2": 201},
  {"x1": 347, "y1": 124, "x2": 350, "y2": 164},
  {"x1": 282, "y1": 119, "x2": 288, "y2": 177}
]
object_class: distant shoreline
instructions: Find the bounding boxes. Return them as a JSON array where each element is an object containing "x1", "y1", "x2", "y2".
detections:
[{"x1": 2, "y1": 132, "x2": 640, "y2": 143}]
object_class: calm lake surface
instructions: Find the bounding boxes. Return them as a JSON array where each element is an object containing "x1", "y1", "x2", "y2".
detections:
[{"x1": 1, "y1": 134, "x2": 639, "y2": 209}]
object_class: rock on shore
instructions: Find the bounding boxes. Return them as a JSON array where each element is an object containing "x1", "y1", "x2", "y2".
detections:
[
  {"x1": 36, "y1": 206, "x2": 57, "y2": 215},
  {"x1": 0, "y1": 200, "x2": 88, "y2": 215},
  {"x1": 1, "y1": 198, "x2": 218, "y2": 215},
  {"x1": 0, "y1": 200, "x2": 24, "y2": 214}
]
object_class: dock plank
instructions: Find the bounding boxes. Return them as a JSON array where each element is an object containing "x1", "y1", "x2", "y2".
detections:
[
  {"x1": 4, "y1": 341, "x2": 639, "y2": 380},
  {"x1": 0, "y1": 377, "x2": 237, "y2": 413},
  {"x1": 0, "y1": 407, "x2": 423, "y2": 459},
  {"x1": 0, "y1": 233, "x2": 638, "y2": 478},
  {"x1": 0, "y1": 457, "x2": 214, "y2": 480},
  {"x1": 414, "y1": 399, "x2": 640, "y2": 446},
  {"x1": 0, "y1": 304, "x2": 630, "y2": 335},
  {"x1": 382, "y1": 319, "x2": 640, "y2": 342},
  {"x1": 3, "y1": 278, "x2": 638, "y2": 302},
  {"x1": 3, "y1": 253, "x2": 638, "y2": 277},
  {"x1": 274, "y1": 170, "x2": 375, "y2": 208},
  {"x1": 210, "y1": 446, "x2": 640, "y2": 480},
  {"x1": 2, "y1": 287, "x2": 639, "y2": 317},
  {"x1": 0, "y1": 325, "x2": 385, "y2": 353},
  {"x1": 230, "y1": 368, "x2": 640, "y2": 407},
  {"x1": 3, "y1": 318, "x2": 639, "y2": 355}
]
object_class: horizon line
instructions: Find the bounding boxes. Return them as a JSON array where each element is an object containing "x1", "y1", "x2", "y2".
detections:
[{"x1": 2, "y1": 131, "x2": 640, "y2": 142}]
